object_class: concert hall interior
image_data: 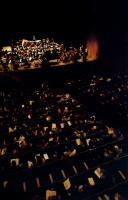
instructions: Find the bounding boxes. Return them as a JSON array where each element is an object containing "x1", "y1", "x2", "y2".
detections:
[{"x1": 0, "y1": 0, "x2": 128, "y2": 199}]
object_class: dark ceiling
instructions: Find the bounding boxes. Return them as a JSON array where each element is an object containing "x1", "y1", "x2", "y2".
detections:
[{"x1": 0, "y1": 0, "x2": 128, "y2": 43}]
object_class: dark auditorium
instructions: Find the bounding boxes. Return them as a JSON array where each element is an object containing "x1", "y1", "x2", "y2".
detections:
[{"x1": 0, "y1": 0, "x2": 128, "y2": 199}]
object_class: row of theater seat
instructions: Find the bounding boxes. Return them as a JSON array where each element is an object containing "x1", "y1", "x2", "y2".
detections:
[
  {"x1": 1, "y1": 76, "x2": 128, "y2": 199},
  {"x1": 1, "y1": 154, "x2": 128, "y2": 199},
  {"x1": 0, "y1": 120, "x2": 124, "y2": 174}
]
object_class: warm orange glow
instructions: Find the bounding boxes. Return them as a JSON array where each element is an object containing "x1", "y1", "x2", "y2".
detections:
[
  {"x1": 86, "y1": 37, "x2": 99, "y2": 62},
  {"x1": 2, "y1": 46, "x2": 12, "y2": 52}
]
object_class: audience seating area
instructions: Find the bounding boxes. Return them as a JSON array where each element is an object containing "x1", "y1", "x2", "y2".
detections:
[{"x1": 0, "y1": 72, "x2": 128, "y2": 199}]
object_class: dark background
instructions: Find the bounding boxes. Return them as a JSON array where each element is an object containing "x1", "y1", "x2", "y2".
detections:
[{"x1": 0, "y1": 1, "x2": 127, "y2": 40}]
